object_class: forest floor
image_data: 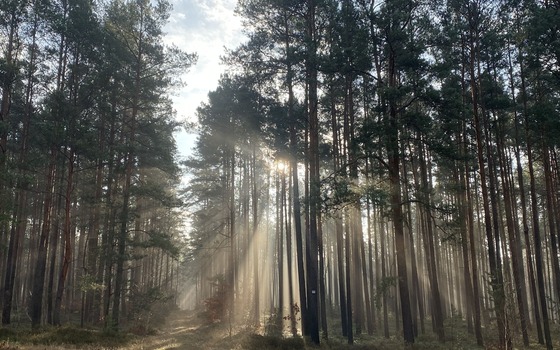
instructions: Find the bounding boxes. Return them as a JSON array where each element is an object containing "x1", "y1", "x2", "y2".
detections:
[{"x1": 0, "y1": 308, "x2": 559, "y2": 350}]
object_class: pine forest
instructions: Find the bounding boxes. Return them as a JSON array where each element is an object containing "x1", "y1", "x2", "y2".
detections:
[{"x1": 1, "y1": 0, "x2": 560, "y2": 349}]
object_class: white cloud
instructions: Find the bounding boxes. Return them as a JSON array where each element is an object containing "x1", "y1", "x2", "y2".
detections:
[{"x1": 163, "y1": 0, "x2": 246, "y2": 159}]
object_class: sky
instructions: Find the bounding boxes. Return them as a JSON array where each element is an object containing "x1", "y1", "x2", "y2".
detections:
[{"x1": 163, "y1": 0, "x2": 246, "y2": 161}]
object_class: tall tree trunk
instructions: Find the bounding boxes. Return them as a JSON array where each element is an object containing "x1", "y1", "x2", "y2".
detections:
[
  {"x1": 112, "y1": 1, "x2": 148, "y2": 327},
  {"x1": 277, "y1": 172, "x2": 285, "y2": 333},
  {"x1": 467, "y1": 5, "x2": 506, "y2": 345},
  {"x1": 495, "y1": 117, "x2": 529, "y2": 345},
  {"x1": 283, "y1": 9, "x2": 307, "y2": 333},
  {"x1": 305, "y1": 0, "x2": 320, "y2": 344},
  {"x1": 112, "y1": 146, "x2": 133, "y2": 330},
  {"x1": 0, "y1": 2, "x2": 18, "y2": 160},
  {"x1": 417, "y1": 140, "x2": 445, "y2": 342},
  {"x1": 387, "y1": 32, "x2": 414, "y2": 344},
  {"x1": 100, "y1": 104, "x2": 117, "y2": 327},
  {"x1": 251, "y1": 147, "x2": 260, "y2": 326},
  {"x1": 542, "y1": 145, "x2": 560, "y2": 307},
  {"x1": 317, "y1": 215, "x2": 328, "y2": 339},
  {"x1": 380, "y1": 212, "x2": 389, "y2": 339},
  {"x1": 86, "y1": 143, "x2": 104, "y2": 324},
  {"x1": 509, "y1": 45, "x2": 544, "y2": 343},
  {"x1": 31, "y1": 149, "x2": 58, "y2": 329},
  {"x1": 329, "y1": 82, "x2": 348, "y2": 338},
  {"x1": 227, "y1": 145, "x2": 236, "y2": 330},
  {"x1": 527, "y1": 136, "x2": 553, "y2": 349},
  {"x1": 288, "y1": 67, "x2": 308, "y2": 340},
  {"x1": 1, "y1": 13, "x2": 37, "y2": 323},
  {"x1": 285, "y1": 174, "x2": 297, "y2": 336},
  {"x1": 455, "y1": 157, "x2": 474, "y2": 335},
  {"x1": 53, "y1": 150, "x2": 75, "y2": 325},
  {"x1": 460, "y1": 35, "x2": 484, "y2": 343},
  {"x1": 291, "y1": 127, "x2": 307, "y2": 336},
  {"x1": 344, "y1": 210, "x2": 354, "y2": 344},
  {"x1": 365, "y1": 157, "x2": 379, "y2": 334},
  {"x1": 483, "y1": 102, "x2": 510, "y2": 349},
  {"x1": 403, "y1": 144, "x2": 418, "y2": 337},
  {"x1": 47, "y1": 165, "x2": 66, "y2": 326}
]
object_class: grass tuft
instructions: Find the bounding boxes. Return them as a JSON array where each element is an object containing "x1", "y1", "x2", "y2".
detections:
[{"x1": 0, "y1": 340, "x2": 19, "y2": 350}]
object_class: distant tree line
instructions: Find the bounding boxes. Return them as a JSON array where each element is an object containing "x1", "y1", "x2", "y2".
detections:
[
  {"x1": 185, "y1": 0, "x2": 560, "y2": 348},
  {"x1": 0, "y1": 0, "x2": 195, "y2": 331}
]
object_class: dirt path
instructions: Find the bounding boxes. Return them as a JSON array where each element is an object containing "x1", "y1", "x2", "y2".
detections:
[
  {"x1": 6, "y1": 310, "x2": 251, "y2": 350},
  {"x1": 134, "y1": 310, "x2": 247, "y2": 350}
]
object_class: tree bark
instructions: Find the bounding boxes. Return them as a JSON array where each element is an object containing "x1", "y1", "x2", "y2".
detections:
[
  {"x1": 467, "y1": 4, "x2": 506, "y2": 344},
  {"x1": 53, "y1": 150, "x2": 75, "y2": 325},
  {"x1": 305, "y1": 0, "x2": 320, "y2": 344},
  {"x1": 417, "y1": 141, "x2": 445, "y2": 342},
  {"x1": 387, "y1": 29, "x2": 414, "y2": 344},
  {"x1": 495, "y1": 116, "x2": 529, "y2": 345},
  {"x1": 31, "y1": 149, "x2": 58, "y2": 329}
]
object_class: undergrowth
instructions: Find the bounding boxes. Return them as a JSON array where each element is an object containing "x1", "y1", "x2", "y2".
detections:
[
  {"x1": 0, "y1": 311, "x2": 558, "y2": 349},
  {"x1": 0, "y1": 325, "x2": 133, "y2": 349}
]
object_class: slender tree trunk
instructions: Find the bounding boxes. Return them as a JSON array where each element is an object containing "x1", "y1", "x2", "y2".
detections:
[
  {"x1": 86, "y1": 146, "x2": 103, "y2": 323},
  {"x1": 317, "y1": 217, "x2": 328, "y2": 339},
  {"x1": 0, "y1": 4, "x2": 18, "y2": 160},
  {"x1": 542, "y1": 145, "x2": 560, "y2": 306},
  {"x1": 459, "y1": 36, "x2": 484, "y2": 344},
  {"x1": 112, "y1": 147, "x2": 133, "y2": 330},
  {"x1": 112, "y1": 2, "x2": 148, "y2": 327},
  {"x1": 251, "y1": 147, "x2": 260, "y2": 326},
  {"x1": 277, "y1": 172, "x2": 285, "y2": 333},
  {"x1": 1, "y1": 12, "x2": 37, "y2": 323},
  {"x1": 285, "y1": 174, "x2": 297, "y2": 336},
  {"x1": 47, "y1": 165, "x2": 66, "y2": 326},
  {"x1": 344, "y1": 210, "x2": 354, "y2": 344},
  {"x1": 330, "y1": 82, "x2": 348, "y2": 338},
  {"x1": 387, "y1": 39, "x2": 414, "y2": 344},
  {"x1": 387, "y1": 106, "x2": 414, "y2": 344},
  {"x1": 509, "y1": 45, "x2": 544, "y2": 343},
  {"x1": 305, "y1": 0, "x2": 320, "y2": 344},
  {"x1": 455, "y1": 158, "x2": 475, "y2": 336},
  {"x1": 527, "y1": 137, "x2": 553, "y2": 349},
  {"x1": 289, "y1": 84, "x2": 307, "y2": 339},
  {"x1": 100, "y1": 106, "x2": 117, "y2": 327},
  {"x1": 418, "y1": 141, "x2": 444, "y2": 342},
  {"x1": 2, "y1": 194, "x2": 26, "y2": 325},
  {"x1": 467, "y1": 7, "x2": 506, "y2": 345},
  {"x1": 53, "y1": 150, "x2": 75, "y2": 325},
  {"x1": 365, "y1": 157, "x2": 379, "y2": 333},
  {"x1": 495, "y1": 117, "x2": 529, "y2": 345},
  {"x1": 228, "y1": 146, "x2": 236, "y2": 330},
  {"x1": 360, "y1": 226, "x2": 374, "y2": 336},
  {"x1": 380, "y1": 213, "x2": 389, "y2": 339},
  {"x1": 403, "y1": 144, "x2": 418, "y2": 337},
  {"x1": 31, "y1": 149, "x2": 58, "y2": 329},
  {"x1": 483, "y1": 100, "x2": 510, "y2": 349}
]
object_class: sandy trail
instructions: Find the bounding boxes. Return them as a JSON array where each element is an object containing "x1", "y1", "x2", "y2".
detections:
[
  {"x1": 8, "y1": 310, "x2": 245, "y2": 350},
  {"x1": 134, "y1": 310, "x2": 244, "y2": 350}
]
